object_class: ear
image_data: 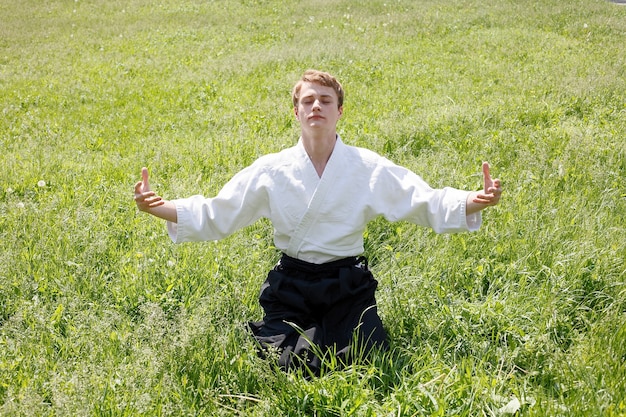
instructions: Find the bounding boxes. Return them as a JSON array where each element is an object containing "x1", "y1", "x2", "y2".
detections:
[
  {"x1": 294, "y1": 107, "x2": 299, "y2": 119},
  {"x1": 338, "y1": 105, "x2": 343, "y2": 118}
]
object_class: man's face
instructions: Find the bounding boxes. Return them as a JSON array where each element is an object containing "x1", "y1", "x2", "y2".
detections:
[{"x1": 294, "y1": 82, "x2": 343, "y2": 134}]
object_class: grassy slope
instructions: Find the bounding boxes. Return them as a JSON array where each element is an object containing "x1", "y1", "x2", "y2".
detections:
[{"x1": 1, "y1": 0, "x2": 625, "y2": 415}]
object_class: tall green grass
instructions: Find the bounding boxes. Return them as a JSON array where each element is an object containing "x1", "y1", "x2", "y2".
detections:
[{"x1": 1, "y1": 0, "x2": 625, "y2": 415}]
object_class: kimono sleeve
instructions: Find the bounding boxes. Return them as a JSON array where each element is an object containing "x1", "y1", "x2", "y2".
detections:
[
  {"x1": 371, "y1": 161, "x2": 482, "y2": 233},
  {"x1": 166, "y1": 164, "x2": 271, "y2": 243}
]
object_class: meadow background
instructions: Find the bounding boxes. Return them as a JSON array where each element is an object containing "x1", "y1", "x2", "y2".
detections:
[{"x1": 1, "y1": 0, "x2": 625, "y2": 415}]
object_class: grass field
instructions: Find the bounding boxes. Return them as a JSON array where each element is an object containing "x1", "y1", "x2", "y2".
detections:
[{"x1": 1, "y1": 0, "x2": 625, "y2": 415}]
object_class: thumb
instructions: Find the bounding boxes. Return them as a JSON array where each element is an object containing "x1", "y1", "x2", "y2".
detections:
[
  {"x1": 141, "y1": 167, "x2": 150, "y2": 191},
  {"x1": 482, "y1": 162, "x2": 493, "y2": 190}
]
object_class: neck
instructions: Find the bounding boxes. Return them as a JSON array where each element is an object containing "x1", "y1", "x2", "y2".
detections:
[{"x1": 301, "y1": 132, "x2": 337, "y2": 177}]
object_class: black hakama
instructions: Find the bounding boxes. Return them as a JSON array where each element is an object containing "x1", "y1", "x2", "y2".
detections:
[{"x1": 249, "y1": 253, "x2": 389, "y2": 374}]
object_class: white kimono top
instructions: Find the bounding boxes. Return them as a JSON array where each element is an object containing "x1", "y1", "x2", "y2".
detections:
[{"x1": 167, "y1": 136, "x2": 481, "y2": 264}]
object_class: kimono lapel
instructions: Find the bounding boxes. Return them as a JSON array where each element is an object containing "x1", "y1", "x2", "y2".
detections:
[{"x1": 286, "y1": 138, "x2": 344, "y2": 258}]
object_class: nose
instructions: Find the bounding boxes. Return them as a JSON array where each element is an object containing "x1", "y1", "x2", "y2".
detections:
[{"x1": 312, "y1": 99, "x2": 322, "y2": 110}]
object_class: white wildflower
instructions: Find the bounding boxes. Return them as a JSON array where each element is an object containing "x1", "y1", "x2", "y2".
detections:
[{"x1": 498, "y1": 397, "x2": 521, "y2": 414}]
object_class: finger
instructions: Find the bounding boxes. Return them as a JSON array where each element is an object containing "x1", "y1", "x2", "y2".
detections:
[
  {"x1": 473, "y1": 198, "x2": 492, "y2": 205},
  {"x1": 141, "y1": 167, "x2": 150, "y2": 191},
  {"x1": 473, "y1": 192, "x2": 491, "y2": 202},
  {"x1": 135, "y1": 194, "x2": 163, "y2": 211},
  {"x1": 138, "y1": 194, "x2": 160, "y2": 204},
  {"x1": 134, "y1": 190, "x2": 156, "y2": 203},
  {"x1": 473, "y1": 196, "x2": 496, "y2": 206},
  {"x1": 473, "y1": 191, "x2": 499, "y2": 203},
  {"x1": 147, "y1": 198, "x2": 165, "y2": 208},
  {"x1": 134, "y1": 181, "x2": 144, "y2": 194},
  {"x1": 487, "y1": 180, "x2": 502, "y2": 195}
]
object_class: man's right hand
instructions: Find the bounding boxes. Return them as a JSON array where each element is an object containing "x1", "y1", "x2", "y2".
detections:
[{"x1": 133, "y1": 167, "x2": 178, "y2": 223}]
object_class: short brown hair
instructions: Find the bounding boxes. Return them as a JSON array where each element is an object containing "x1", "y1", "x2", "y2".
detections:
[{"x1": 292, "y1": 69, "x2": 344, "y2": 109}]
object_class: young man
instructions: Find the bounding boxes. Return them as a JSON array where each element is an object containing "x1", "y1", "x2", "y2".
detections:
[{"x1": 134, "y1": 69, "x2": 502, "y2": 374}]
